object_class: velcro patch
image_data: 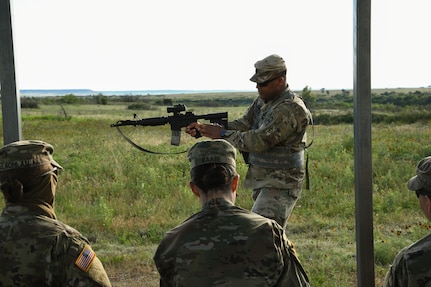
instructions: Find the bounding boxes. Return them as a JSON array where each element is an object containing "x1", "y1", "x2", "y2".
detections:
[{"x1": 75, "y1": 245, "x2": 96, "y2": 272}]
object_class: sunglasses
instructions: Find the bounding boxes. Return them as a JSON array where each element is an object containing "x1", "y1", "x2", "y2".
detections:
[{"x1": 257, "y1": 77, "x2": 280, "y2": 88}]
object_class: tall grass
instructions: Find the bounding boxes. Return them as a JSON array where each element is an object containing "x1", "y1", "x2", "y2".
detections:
[{"x1": 1, "y1": 103, "x2": 431, "y2": 286}]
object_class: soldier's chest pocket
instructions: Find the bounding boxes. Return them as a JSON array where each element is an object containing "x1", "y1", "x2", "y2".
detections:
[{"x1": 255, "y1": 110, "x2": 275, "y2": 129}]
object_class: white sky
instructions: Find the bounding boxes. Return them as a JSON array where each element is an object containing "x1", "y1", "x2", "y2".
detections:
[{"x1": 10, "y1": 0, "x2": 431, "y2": 91}]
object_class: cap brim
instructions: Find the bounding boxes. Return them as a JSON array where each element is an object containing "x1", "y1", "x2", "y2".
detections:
[
  {"x1": 249, "y1": 73, "x2": 259, "y2": 83},
  {"x1": 249, "y1": 73, "x2": 272, "y2": 84},
  {"x1": 407, "y1": 175, "x2": 422, "y2": 191}
]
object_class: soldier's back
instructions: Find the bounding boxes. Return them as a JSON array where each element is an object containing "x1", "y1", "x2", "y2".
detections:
[
  {"x1": 0, "y1": 205, "x2": 89, "y2": 286},
  {"x1": 155, "y1": 198, "x2": 290, "y2": 286}
]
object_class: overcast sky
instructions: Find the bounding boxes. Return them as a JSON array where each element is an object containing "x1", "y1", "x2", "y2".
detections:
[{"x1": 10, "y1": 0, "x2": 431, "y2": 91}]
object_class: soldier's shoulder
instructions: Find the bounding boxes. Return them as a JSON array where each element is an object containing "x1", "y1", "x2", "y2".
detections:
[
  {"x1": 28, "y1": 217, "x2": 89, "y2": 257},
  {"x1": 233, "y1": 209, "x2": 284, "y2": 233},
  {"x1": 2, "y1": 213, "x2": 82, "y2": 240},
  {"x1": 55, "y1": 220, "x2": 82, "y2": 237},
  {"x1": 31, "y1": 215, "x2": 82, "y2": 238},
  {"x1": 274, "y1": 94, "x2": 304, "y2": 110},
  {"x1": 401, "y1": 233, "x2": 431, "y2": 260},
  {"x1": 389, "y1": 235, "x2": 431, "y2": 286},
  {"x1": 390, "y1": 233, "x2": 431, "y2": 273}
]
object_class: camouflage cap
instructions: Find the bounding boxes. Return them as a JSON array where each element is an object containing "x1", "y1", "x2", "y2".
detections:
[
  {"x1": 407, "y1": 156, "x2": 431, "y2": 191},
  {"x1": 249, "y1": 54, "x2": 287, "y2": 84},
  {"x1": 188, "y1": 139, "x2": 236, "y2": 169},
  {"x1": 0, "y1": 140, "x2": 63, "y2": 172}
]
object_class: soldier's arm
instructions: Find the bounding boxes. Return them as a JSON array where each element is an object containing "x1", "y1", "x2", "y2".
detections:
[
  {"x1": 383, "y1": 253, "x2": 407, "y2": 287},
  {"x1": 54, "y1": 235, "x2": 112, "y2": 287},
  {"x1": 153, "y1": 241, "x2": 174, "y2": 287},
  {"x1": 224, "y1": 103, "x2": 298, "y2": 153},
  {"x1": 227, "y1": 100, "x2": 255, "y2": 131},
  {"x1": 274, "y1": 228, "x2": 310, "y2": 287}
]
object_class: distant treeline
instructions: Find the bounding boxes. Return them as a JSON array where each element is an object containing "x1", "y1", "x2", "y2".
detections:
[
  {"x1": 305, "y1": 89, "x2": 431, "y2": 109},
  {"x1": 15, "y1": 89, "x2": 431, "y2": 125},
  {"x1": 18, "y1": 93, "x2": 255, "y2": 108},
  {"x1": 313, "y1": 110, "x2": 431, "y2": 125},
  {"x1": 305, "y1": 89, "x2": 431, "y2": 124}
]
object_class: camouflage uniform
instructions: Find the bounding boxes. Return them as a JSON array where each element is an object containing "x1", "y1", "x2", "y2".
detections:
[
  {"x1": 154, "y1": 140, "x2": 310, "y2": 287},
  {"x1": 154, "y1": 198, "x2": 310, "y2": 287},
  {"x1": 222, "y1": 54, "x2": 312, "y2": 228},
  {"x1": 383, "y1": 234, "x2": 431, "y2": 287},
  {"x1": 0, "y1": 205, "x2": 112, "y2": 286},
  {"x1": 0, "y1": 140, "x2": 111, "y2": 287},
  {"x1": 384, "y1": 156, "x2": 431, "y2": 286}
]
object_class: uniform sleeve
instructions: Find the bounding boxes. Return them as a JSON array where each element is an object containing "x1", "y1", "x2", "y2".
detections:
[
  {"x1": 275, "y1": 229, "x2": 310, "y2": 287},
  {"x1": 153, "y1": 238, "x2": 174, "y2": 287},
  {"x1": 225, "y1": 102, "x2": 300, "y2": 153},
  {"x1": 383, "y1": 252, "x2": 408, "y2": 287},
  {"x1": 227, "y1": 99, "x2": 255, "y2": 131},
  {"x1": 53, "y1": 235, "x2": 112, "y2": 287}
]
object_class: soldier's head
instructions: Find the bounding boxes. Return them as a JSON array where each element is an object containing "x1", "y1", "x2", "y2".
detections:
[
  {"x1": 408, "y1": 156, "x2": 431, "y2": 221},
  {"x1": 249, "y1": 54, "x2": 287, "y2": 101},
  {"x1": 187, "y1": 140, "x2": 239, "y2": 204},
  {"x1": 0, "y1": 140, "x2": 63, "y2": 204}
]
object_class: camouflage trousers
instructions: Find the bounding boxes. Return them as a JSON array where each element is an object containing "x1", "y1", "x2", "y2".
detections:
[{"x1": 251, "y1": 187, "x2": 301, "y2": 230}]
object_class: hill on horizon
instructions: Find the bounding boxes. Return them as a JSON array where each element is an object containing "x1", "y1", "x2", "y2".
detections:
[
  {"x1": 19, "y1": 89, "x2": 252, "y2": 97},
  {"x1": 18, "y1": 86, "x2": 431, "y2": 97}
]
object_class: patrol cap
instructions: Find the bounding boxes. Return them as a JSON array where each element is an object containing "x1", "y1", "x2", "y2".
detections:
[
  {"x1": 249, "y1": 54, "x2": 287, "y2": 84},
  {"x1": 188, "y1": 139, "x2": 236, "y2": 169},
  {"x1": 407, "y1": 156, "x2": 431, "y2": 191},
  {"x1": 0, "y1": 140, "x2": 63, "y2": 172}
]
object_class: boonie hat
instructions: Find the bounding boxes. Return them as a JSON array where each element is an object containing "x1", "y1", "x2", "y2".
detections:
[
  {"x1": 249, "y1": 54, "x2": 287, "y2": 84},
  {"x1": 188, "y1": 139, "x2": 236, "y2": 169},
  {"x1": 407, "y1": 156, "x2": 431, "y2": 191},
  {"x1": 0, "y1": 140, "x2": 63, "y2": 172}
]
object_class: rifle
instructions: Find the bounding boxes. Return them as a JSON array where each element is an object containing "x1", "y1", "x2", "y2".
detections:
[{"x1": 111, "y1": 104, "x2": 228, "y2": 153}]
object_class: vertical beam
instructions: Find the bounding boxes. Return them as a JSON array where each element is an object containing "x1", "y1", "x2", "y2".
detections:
[
  {"x1": 0, "y1": 0, "x2": 22, "y2": 144},
  {"x1": 353, "y1": 0, "x2": 375, "y2": 286}
]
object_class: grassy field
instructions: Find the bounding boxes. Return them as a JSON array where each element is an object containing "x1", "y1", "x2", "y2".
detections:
[{"x1": 1, "y1": 100, "x2": 431, "y2": 286}]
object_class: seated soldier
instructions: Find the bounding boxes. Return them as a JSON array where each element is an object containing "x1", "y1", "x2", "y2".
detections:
[
  {"x1": 154, "y1": 139, "x2": 310, "y2": 286},
  {"x1": 0, "y1": 140, "x2": 112, "y2": 286},
  {"x1": 384, "y1": 156, "x2": 431, "y2": 287}
]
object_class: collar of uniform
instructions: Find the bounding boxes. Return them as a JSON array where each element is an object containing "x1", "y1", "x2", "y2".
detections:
[
  {"x1": 2, "y1": 204, "x2": 32, "y2": 216},
  {"x1": 203, "y1": 197, "x2": 234, "y2": 209},
  {"x1": 263, "y1": 85, "x2": 291, "y2": 104}
]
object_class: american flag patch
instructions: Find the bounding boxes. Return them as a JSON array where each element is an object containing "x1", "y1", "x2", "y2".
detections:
[{"x1": 75, "y1": 245, "x2": 96, "y2": 272}]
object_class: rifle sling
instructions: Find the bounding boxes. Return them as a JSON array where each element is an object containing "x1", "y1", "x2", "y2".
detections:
[{"x1": 115, "y1": 126, "x2": 187, "y2": 155}]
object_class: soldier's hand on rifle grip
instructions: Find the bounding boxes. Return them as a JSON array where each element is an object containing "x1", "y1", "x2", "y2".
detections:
[
  {"x1": 186, "y1": 122, "x2": 223, "y2": 140},
  {"x1": 194, "y1": 129, "x2": 202, "y2": 138},
  {"x1": 186, "y1": 122, "x2": 200, "y2": 137}
]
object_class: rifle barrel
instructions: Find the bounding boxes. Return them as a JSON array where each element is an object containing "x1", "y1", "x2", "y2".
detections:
[{"x1": 110, "y1": 116, "x2": 170, "y2": 127}]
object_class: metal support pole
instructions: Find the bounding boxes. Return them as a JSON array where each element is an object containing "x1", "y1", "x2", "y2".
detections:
[
  {"x1": 353, "y1": 0, "x2": 375, "y2": 286},
  {"x1": 0, "y1": 0, "x2": 22, "y2": 144}
]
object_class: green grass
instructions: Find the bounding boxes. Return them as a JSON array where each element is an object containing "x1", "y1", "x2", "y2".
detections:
[{"x1": 1, "y1": 101, "x2": 431, "y2": 286}]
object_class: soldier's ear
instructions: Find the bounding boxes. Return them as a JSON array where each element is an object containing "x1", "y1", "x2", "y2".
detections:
[
  {"x1": 189, "y1": 181, "x2": 200, "y2": 198},
  {"x1": 231, "y1": 175, "x2": 239, "y2": 194},
  {"x1": 426, "y1": 196, "x2": 431, "y2": 214}
]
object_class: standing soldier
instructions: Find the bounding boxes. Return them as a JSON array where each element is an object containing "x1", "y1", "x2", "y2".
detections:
[
  {"x1": 0, "y1": 140, "x2": 112, "y2": 286},
  {"x1": 186, "y1": 54, "x2": 312, "y2": 229}
]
